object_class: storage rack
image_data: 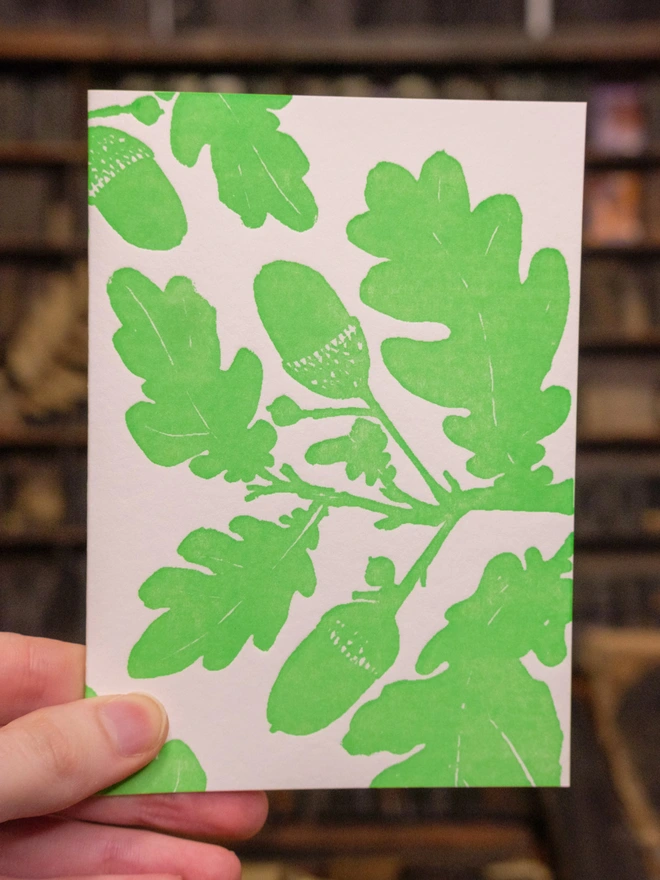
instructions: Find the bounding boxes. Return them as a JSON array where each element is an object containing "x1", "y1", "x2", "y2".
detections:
[{"x1": 1, "y1": 21, "x2": 659, "y2": 880}]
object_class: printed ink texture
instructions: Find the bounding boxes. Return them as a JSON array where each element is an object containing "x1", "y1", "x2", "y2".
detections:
[{"x1": 87, "y1": 90, "x2": 585, "y2": 792}]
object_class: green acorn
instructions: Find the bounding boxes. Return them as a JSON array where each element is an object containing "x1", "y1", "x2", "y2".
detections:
[
  {"x1": 267, "y1": 598, "x2": 399, "y2": 735},
  {"x1": 88, "y1": 125, "x2": 187, "y2": 250},
  {"x1": 254, "y1": 261, "x2": 370, "y2": 400},
  {"x1": 267, "y1": 395, "x2": 306, "y2": 426}
]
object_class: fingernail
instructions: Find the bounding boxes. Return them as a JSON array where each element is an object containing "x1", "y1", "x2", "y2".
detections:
[{"x1": 99, "y1": 694, "x2": 168, "y2": 757}]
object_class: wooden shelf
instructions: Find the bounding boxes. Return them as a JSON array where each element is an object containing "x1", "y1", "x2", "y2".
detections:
[
  {"x1": 583, "y1": 244, "x2": 660, "y2": 258},
  {"x1": 238, "y1": 820, "x2": 537, "y2": 857},
  {"x1": 0, "y1": 239, "x2": 87, "y2": 257},
  {"x1": 575, "y1": 537, "x2": 660, "y2": 553},
  {"x1": 586, "y1": 148, "x2": 660, "y2": 169},
  {"x1": 0, "y1": 425, "x2": 87, "y2": 448},
  {"x1": 578, "y1": 437, "x2": 660, "y2": 452},
  {"x1": 1, "y1": 23, "x2": 660, "y2": 67},
  {"x1": 580, "y1": 337, "x2": 660, "y2": 355},
  {"x1": 0, "y1": 142, "x2": 86, "y2": 165},
  {"x1": 0, "y1": 524, "x2": 86, "y2": 549}
]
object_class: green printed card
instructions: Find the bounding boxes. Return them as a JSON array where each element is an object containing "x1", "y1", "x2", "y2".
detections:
[{"x1": 87, "y1": 89, "x2": 585, "y2": 792}]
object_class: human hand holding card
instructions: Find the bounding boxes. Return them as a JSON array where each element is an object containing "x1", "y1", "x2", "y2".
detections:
[{"x1": 0, "y1": 633, "x2": 265, "y2": 878}]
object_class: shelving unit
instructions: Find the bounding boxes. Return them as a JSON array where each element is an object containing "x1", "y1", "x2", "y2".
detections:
[
  {"x1": 1, "y1": 21, "x2": 660, "y2": 65},
  {"x1": 0, "y1": 239, "x2": 87, "y2": 257},
  {"x1": 0, "y1": 425, "x2": 87, "y2": 447},
  {"x1": 2, "y1": 16, "x2": 660, "y2": 880},
  {"x1": 583, "y1": 244, "x2": 660, "y2": 257},
  {"x1": 580, "y1": 336, "x2": 660, "y2": 355},
  {"x1": 578, "y1": 437, "x2": 660, "y2": 452},
  {"x1": 576, "y1": 537, "x2": 660, "y2": 552},
  {"x1": 0, "y1": 142, "x2": 87, "y2": 164},
  {"x1": 0, "y1": 524, "x2": 86, "y2": 549}
]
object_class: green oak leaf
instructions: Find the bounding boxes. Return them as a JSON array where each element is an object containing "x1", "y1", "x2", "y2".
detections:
[
  {"x1": 347, "y1": 151, "x2": 571, "y2": 481},
  {"x1": 305, "y1": 418, "x2": 396, "y2": 487},
  {"x1": 104, "y1": 739, "x2": 207, "y2": 794},
  {"x1": 343, "y1": 534, "x2": 573, "y2": 787},
  {"x1": 128, "y1": 505, "x2": 327, "y2": 678},
  {"x1": 108, "y1": 267, "x2": 276, "y2": 483},
  {"x1": 170, "y1": 93, "x2": 317, "y2": 231}
]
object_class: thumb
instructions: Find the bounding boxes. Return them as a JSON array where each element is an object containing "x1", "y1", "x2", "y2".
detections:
[{"x1": 0, "y1": 695, "x2": 168, "y2": 822}]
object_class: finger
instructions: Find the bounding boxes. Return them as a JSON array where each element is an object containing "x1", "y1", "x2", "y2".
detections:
[
  {"x1": 0, "y1": 695, "x2": 168, "y2": 822},
  {"x1": 62, "y1": 790, "x2": 268, "y2": 840},
  {"x1": 0, "y1": 817, "x2": 240, "y2": 880},
  {"x1": 0, "y1": 875, "x2": 182, "y2": 880},
  {"x1": 0, "y1": 633, "x2": 85, "y2": 725}
]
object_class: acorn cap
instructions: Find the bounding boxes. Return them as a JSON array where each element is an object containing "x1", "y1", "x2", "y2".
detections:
[
  {"x1": 88, "y1": 125, "x2": 187, "y2": 251},
  {"x1": 254, "y1": 261, "x2": 351, "y2": 362},
  {"x1": 88, "y1": 125, "x2": 153, "y2": 201}
]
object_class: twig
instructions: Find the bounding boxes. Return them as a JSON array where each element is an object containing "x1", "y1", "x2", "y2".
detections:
[
  {"x1": 362, "y1": 390, "x2": 452, "y2": 503},
  {"x1": 392, "y1": 514, "x2": 462, "y2": 611},
  {"x1": 245, "y1": 465, "x2": 442, "y2": 527},
  {"x1": 301, "y1": 405, "x2": 371, "y2": 420}
]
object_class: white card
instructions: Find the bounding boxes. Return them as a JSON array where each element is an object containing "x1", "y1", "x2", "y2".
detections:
[{"x1": 87, "y1": 90, "x2": 585, "y2": 792}]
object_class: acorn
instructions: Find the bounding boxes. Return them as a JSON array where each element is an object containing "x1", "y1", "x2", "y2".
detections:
[
  {"x1": 254, "y1": 261, "x2": 370, "y2": 400},
  {"x1": 267, "y1": 598, "x2": 399, "y2": 735},
  {"x1": 267, "y1": 395, "x2": 306, "y2": 426},
  {"x1": 88, "y1": 125, "x2": 187, "y2": 250}
]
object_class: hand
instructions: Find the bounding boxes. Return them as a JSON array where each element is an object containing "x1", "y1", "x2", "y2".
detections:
[{"x1": 0, "y1": 633, "x2": 267, "y2": 880}]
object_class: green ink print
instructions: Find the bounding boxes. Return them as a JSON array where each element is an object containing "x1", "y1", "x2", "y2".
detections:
[
  {"x1": 89, "y1": 96, "x2": 164, "y2": 125},
  {"x1": 170, "y1": 92, "x2": 317, "y2": 231},
  {"x1": 104, "y1": 739, "x2": 207, "y2": 794},
  {"x1": 268, "y1": 556, "x2": 400, "y2": 735},
  {"x1": 128, "y1": 505, "x2": 326, "y2": 679},
  {"x1": 155, "y1": 91, "x2": 175, "y2": 101},
  {"x1": 267, "y1": 395, "x2": 307, "y2": 427},
  {"x1": 89, "y1": 126, "x2": 187, "y2": 250},
  {"x1": 267, "y1": 395, "x2": 370, "y2": 427},
  {"x1": 254, "y1": 261, "x2": 371, "y2": 400},
  {"x1": 347, "y1": 151, "x2": 571, "y2": 483},
  {"x1": 107, "y1": 268, "x2": 276, "y2": 483},
  {"x1": 255, "y1": 261, "x2": 448, "y2": 502},
  {"x1": 109, "y1": 144, "x2": 576, "y2": 786},
  {"x1": 343, "y1": 535, "x2": 573, "y2": 786},
  {"x1": 84, "y1": 685, "x2": 96, "y2": 699},
  {"x1": 306, "y1": 418, "x2": 396, "y2": 488}
]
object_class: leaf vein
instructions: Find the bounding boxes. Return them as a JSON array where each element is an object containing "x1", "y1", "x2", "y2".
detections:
[
  {"x1": 252, "y1": 145, "x2": 302, "y2": 215},
  {"x1": 126, "y1": 284, "x2": 174, "y2": 366}
]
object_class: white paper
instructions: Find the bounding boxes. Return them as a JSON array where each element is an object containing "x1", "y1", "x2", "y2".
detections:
[{"x1": 87, "y1": 91, "x2": 585, "y2": 791}]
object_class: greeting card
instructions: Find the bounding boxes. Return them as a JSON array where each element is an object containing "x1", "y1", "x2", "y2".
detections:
[{"x1": 87, "y1": 90, "x2": 585, "y2": 792}]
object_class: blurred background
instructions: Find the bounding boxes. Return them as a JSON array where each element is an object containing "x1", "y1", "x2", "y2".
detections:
[{"x1": 1, "y1": 1, "x2": 660, "y2": 878}]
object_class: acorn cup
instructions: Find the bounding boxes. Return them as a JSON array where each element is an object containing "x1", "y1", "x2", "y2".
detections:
[
  {"x1": 254, "y1": 261, "x2": 371, "y2": 400},
  {"x1": 267, "y1": 597, "x2": 400, "y2": 735},
  {"x1": 88, "y1": 125, "x2": 187, "y2": 250}
]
